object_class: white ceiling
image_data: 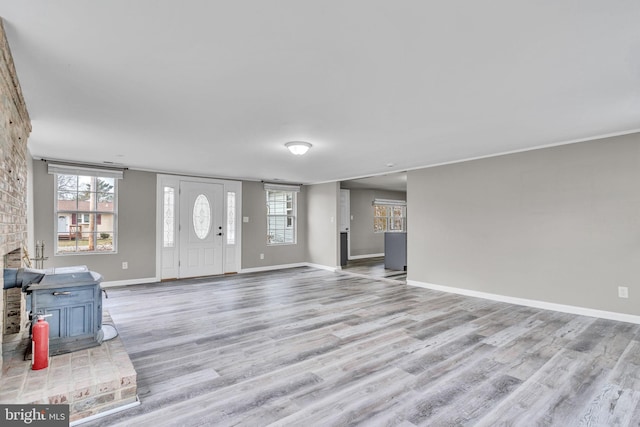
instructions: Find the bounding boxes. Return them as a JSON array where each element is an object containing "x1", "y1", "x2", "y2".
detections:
[{"x1": 1, "y1": 1, "x2": 639, "y2": 185}]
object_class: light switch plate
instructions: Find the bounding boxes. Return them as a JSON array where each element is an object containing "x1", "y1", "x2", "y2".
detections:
[{"x1": 618, "y1": 286, "x2": 629, "y2": 298}]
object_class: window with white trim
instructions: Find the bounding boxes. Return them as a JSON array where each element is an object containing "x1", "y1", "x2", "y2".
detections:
[
  {"x1": 373, "y1": 199, "x2": 406, "y2": 233},
  {"x1": 163, "y1": 186, "x2": 175, "y2": 248},
  {"x1": 227, "y1": 191, "x2": 236, "y2": 245},
  {"x1": 265, "y1": 183, "x2": 299, "y2": 245},
  {"x1": 49, "y1": 164, "x2": 122, "y2": 254}
]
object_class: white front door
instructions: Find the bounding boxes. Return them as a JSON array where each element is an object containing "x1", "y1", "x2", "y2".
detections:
[
  {"x1": 179, "y1": 181, "x2": 224, "y2": 278},
  {"x1": 58, "y1": 216, "x2": 69, "y2": 234}
]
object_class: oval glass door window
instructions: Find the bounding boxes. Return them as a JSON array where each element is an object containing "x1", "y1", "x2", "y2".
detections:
[{"x1": 193, "y1": 194, "x2": 211, "y2": 239}]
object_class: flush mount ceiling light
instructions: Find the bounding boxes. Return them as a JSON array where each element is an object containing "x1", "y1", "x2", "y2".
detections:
[{"x1": 285, "y1": 141, "x2": 312, "y2": 155}]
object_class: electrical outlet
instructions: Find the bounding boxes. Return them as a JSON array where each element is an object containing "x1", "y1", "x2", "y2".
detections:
[
  {"x1": 260, "y1": 253, "x2": 264, "y2": 260},
  {"x1": 618, "y1": 286, "x2": 629, "y2": 298},
  {"x1": 122, "y1": 261, "x2": 128, "y2": 270}
]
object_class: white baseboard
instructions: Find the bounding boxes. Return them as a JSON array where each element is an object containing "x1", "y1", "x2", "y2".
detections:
[
  {"x1": 348, "y1": 253, "x2": 384, "y2": 260},
  {"x1": 305, "y1": 263, "x2": 341, "y2": 272},
  {"x1": 241, "y1": 262, "x2": 340, "y2": 274},
  {"x1": 407, "y1": 280, "x2": 640, "y2": 325},
  {"x1": 101, "y1": 277, "x2": 158, "y2": 288},
  {"x1": 240, "y1": 263, "x2": 307, "y2": 274},
  {"x1": 101, "y1": 262, "x2": 338, "y2": 285}
]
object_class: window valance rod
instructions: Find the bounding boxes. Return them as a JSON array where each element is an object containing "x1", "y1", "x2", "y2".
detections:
[
  {"x1": 45, "y1": 159, "x2": 125, "y2": 179},
  {"x1": 42, "y1": 158, "x2": 127, "y2": 170},
  {"x1": 372, "y1": 198, "x2": 406, "y2": 206},
  {"x1": 263, "y1": 182, "x2": 301, "y2": 192}
]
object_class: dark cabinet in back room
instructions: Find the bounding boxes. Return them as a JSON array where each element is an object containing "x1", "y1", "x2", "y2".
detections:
[
  {"x1": 340, "y1": 232, "x2": 348, "y2": 266},
  {"x1": 384, "y1": 232, "x2": 407, "y2": 271}
]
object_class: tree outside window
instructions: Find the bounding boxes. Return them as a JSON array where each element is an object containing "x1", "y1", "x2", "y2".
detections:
[
  {"x1": 373, "y1": 202, "x2": 406, "y2": 233},
  {"x1": 55, "y1": 174, "x2": 117, "y2": 254}
]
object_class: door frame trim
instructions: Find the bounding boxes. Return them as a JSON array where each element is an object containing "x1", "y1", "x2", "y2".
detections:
[
  {"x1": 155, "y1": 174, "x2": 242, "y2": 280},
  {"x1": 340, "y1": 188, "x2": 351, "y2": 259}
]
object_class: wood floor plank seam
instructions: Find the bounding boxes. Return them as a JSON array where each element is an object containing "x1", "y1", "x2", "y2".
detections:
[{"x1": 82, "y1": 266, "x2": 640, "y2": 426}]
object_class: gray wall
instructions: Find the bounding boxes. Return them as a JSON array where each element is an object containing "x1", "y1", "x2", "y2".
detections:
[
  {"x1": 241, "y1": 181, "x2": 308, "y2": 269},
  {"x1": 33, "y1": 163, "x2": 318, "y2": 280},
  {"x1": 348, "y1": 188, "x2": 406, "y2": 257},
  {"x1": 407, "y1": 133, "x2": 640, "y2": 316},
  {"x1": 32, "y1": 161, "x2": 157, "y2": 281},
  {"x1": 307, "y1": 182, "x2": 340, "y2": 268}
]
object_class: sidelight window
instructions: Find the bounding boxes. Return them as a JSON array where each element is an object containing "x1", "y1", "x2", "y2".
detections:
[
  {"x1": 163, "y1": 186, "x2": 175, "y2": 247},
  {"x1": 227, "y1": 192, "x2": 236, "y2": 245}
]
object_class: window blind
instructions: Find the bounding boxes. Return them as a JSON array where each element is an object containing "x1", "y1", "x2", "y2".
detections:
[
  {"x1": 263, "y1": 183, "x2": 300, "y2": 192},
  {"x1": 372, "y1": 198, "x2": 406, "y2": 206},
  {"x1": 47, "y1": 163, "x2": 124, "y2": 180}
]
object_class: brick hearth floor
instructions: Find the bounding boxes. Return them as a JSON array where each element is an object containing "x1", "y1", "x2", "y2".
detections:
[{"x1": 0, "y1": 312, "x2": 137, "y2": 423}]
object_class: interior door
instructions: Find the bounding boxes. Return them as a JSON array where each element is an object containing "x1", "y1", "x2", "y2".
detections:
[{"x1": 179, "y1": 181, "x2": 224, "y2": 278}]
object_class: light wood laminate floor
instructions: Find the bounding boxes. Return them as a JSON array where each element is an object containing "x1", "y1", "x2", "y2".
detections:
[
  {"x1": 87, "y1": 267, "x2": 640, "y2": 426},
  {"x1": 341, "y1": 257, "x2": 407, "y2": 283}
]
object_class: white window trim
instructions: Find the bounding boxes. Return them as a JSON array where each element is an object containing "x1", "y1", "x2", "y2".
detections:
[
  {"x1": 373, "y1": 200, "x2": 407, "y2": 233},
  {"x1": 49, "y1": 163, "x2": 122, "y2": 255},
  {"x1": 266, "y1": 189, "x2": 298, "y2": 246}
]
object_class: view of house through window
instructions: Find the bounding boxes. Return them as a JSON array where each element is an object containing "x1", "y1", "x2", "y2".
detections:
[
  {"x1": 55, "y1": 173, "x2": 117, "y2": 254},
  {"x1": 266, "y1": 190, "x2": 296, "y2": 244},
  {"x1": 373, "y1": 200, "x2": 406, "y2": 233}
]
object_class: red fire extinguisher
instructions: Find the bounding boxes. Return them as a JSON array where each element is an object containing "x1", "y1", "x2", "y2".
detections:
[{"x1": 32, "y1": 314, "x2": 52, "y2": 370}]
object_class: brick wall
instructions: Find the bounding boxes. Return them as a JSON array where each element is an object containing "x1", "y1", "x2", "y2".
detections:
[
  {"x1": 4, "y1": 248, "x2": 23, "y2": 335},
  {"x1": 0, "y1": 18, "x2": 32, "y2": 370}
]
